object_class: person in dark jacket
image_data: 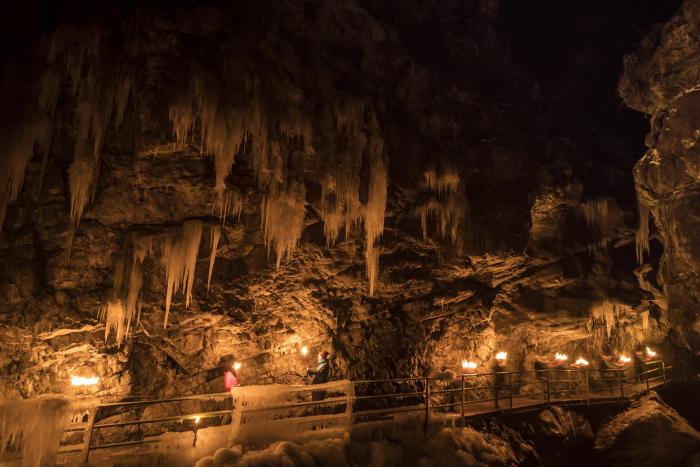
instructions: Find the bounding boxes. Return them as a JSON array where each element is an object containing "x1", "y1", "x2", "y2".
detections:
[{"x1": 307, "y1": 351, "x2": 330, "y2": 401}]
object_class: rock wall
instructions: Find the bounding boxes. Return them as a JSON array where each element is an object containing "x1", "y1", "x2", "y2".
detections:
[
  {"x1": 620, "y1": 0, "x2": 700, "y2": 375},
  {"x1": 0, "y1": 0, "x2": 672, "y2": 398}
]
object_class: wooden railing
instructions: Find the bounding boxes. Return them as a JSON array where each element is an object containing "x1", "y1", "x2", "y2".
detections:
[{"x1": 56, "y1": 360, "x2": 669, "y2": 462}]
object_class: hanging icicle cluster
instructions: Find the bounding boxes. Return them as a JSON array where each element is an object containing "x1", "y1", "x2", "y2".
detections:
[
  {"x1": 415, "y1": 166, "x2": 465, "y2": 244},
  {"x1": 100, "y1": 235, "x2": 153, "y2": 343},
  {"x1": 163, "y1": 220, "x2": 203, "y2": 327},
  {"x1": 319, "y1": 100, "x2": 366, "y2": 246},
  {"x1": 364, "y1": 115, "x2": 388, "y2": 296},
  {"x1": 582, "y1": 198, "x2": 623, "y2": 246},
  {"x1": 636, "y1": 203, "x2": 650, "y2": 265}
]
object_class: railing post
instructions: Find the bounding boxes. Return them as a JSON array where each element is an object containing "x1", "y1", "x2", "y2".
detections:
[
  {"x1": 645, "y1": 362, "x2": 650, "y2": 392},
  {"x1": 585, "y1": 367, "x2": 590, "y2": 407},
  {"x1": 619, "y1": 369, "x2": 624, "y2": 399},
  {"x1": 545, "y1": 375, "x2": 550, "y2": 404},
  {"x1": 662, "y1": 361, "x2": 666, "y2": 383},
  {"x1": 424, "y1": 378, "x2": 430, "y2": 433},
  {"x1": 460, "y1": 375, "x2": 465, "y2": 426},
  {"x1": 508, "y1": 373, "x2": 513, "y2": 414},
  {"x1": 81, "y1": 407, "x2": 98, "y2": 463}
]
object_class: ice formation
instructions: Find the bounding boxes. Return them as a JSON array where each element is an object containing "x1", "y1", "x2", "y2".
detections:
[
  {"x1": 583, "y1": 198, "x2": 622, "y2": 245},
  {"x1": 262, "y1": 183, "x2": 307, "y2": 269},
  {"x1": 207, "y1": 225, "x2": 221, "y2": 291},
  {"x1": 416, "y1": 167, "x2": 465, "y2": 244},
  {"x1": 636, "y1": 203, "x2": 650, "y2": 265},
  {"x1": 320, "y1": 100, "x2": 365, "y2": 246},
  {"x1": 364, "y1": 120, "x2": 387, "y2": 297},
  {"x1": 0, "y1": 396, "x2": 95, "y2": 467},
  {"x1": 230, "y1": 380, "x2": 354, "y2": 447},
  {"x1": 163, "y1": 220, "x2": 203, "y2": 326},
  {"x1": 100, "y1": 235, "x2": 153, "y2": 343}
]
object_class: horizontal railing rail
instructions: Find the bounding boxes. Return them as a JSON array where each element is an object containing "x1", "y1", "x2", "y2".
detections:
[{"x1": 49, "y1": 360, "x2": 670, "y2": 463}]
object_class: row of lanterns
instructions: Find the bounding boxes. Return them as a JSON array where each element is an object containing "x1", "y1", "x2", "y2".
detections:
[{"x1": 460, "y1": 347, "x2": 657, "y2": 372}]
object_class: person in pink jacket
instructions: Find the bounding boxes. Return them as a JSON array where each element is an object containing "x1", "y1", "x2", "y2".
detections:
[{"x1": 222, "y1": 356, "x2": 239, "y2": 392}]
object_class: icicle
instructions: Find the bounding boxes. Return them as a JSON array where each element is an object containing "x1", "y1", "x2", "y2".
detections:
[
  {"x1": 424, "y1": 166, "x2": 460, "y2": 193},
  {"x1": 101, "y1": 235, "x2": 152, "y2": 343},
  {"x1": 207, "y1": 225, "x2": 221, "y2": 290},
  {"x1": 590, "y1": 300, "x2": 619, "y2": 338},
  {"x1": 217, "y1": 187, "x2": 244, "y2": 223},
  {"x1": 364, "y1": 121, "x2": 387, "y2": 296},
  {"x1": 640, "y1": 310, "x2": 649, "y2": 334},
  {"x1": 163, "y1": 220, "x2": 203, "y2": 327},
  {"x1": 636, "y1": 203, "x2": 650, "y2": 265},
  {"x1": 0, "y1": 396, "x2": 83, "y2": 467},
  {"x1": 262, "y1": 182, "x2": 306, "y2": 269},
  {"x1": 416, "y1": 167, "x2": 464, "y2": 243}
]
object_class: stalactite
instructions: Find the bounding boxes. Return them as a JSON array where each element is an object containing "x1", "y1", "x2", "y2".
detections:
[
  {"x1": 424, "y1": 166, "x2": 460, "y2": 193},
  {"x1": 320, "y1": 100, "x2": 365, "y2": 246},
  {"x1": 217, "y1": 187, "x2": 244, "y2": 223},
  {"x1": 262, "y1": 182, "x2": 306, "y2": 269},
  {"x1": 583, "y1": 198, "x2": 622, "y2": 245},
  {"x1": 416, "y1": 167, "x2": 465, "y2": 243},
  {"x1": 636, "y1": 203, "x2": 650, "y2": 265},
  {"x1": 364, "y1": 118, "x2": 387, "y2": 296},
  {"x1": 163, "y1": 220, "x2": 203, "y2": 327},
  {"x1": 590, "y1": 300, "x2": 619, "y2": 338},
  {"x1": 207, "y1": 225, "x2": 221, "y2": 291},
  {"x1": 101, "y1": 236, "x2": 152, "y2": 344},
  {"x1": 640, "y1": 310, "x2": 649, "y2": 334}
]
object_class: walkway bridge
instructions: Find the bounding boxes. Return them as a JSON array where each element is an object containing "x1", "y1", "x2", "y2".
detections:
[{"x1": 10, "y1": 360, "x2": 669, "y2": 464}]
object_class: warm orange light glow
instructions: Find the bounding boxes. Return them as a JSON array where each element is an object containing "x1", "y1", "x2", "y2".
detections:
[
  {"x1": 300, "y1": 346, "x2": 309, "y2": 356},
  {"x1": 194, "y1": 416, "x2": 200, "y2": 424},
  {"x1": 462, "y1": 359, "x2": 477, "y2": 370},
  {"x1": 574, "y1": 357, "x2": 589, "y2": 366},
  {"x1": 618, "y1": 355, "x2": 632, "y2": 364},
  {"x1": 495, "y1": 351, "x2": 507, "y2": 361},
  {"x1": 70, "y1": 376, "x2": 99, "y2": 386},
  {"x1": 645, "y1": 347, "x2": 656, "y2": 358},
  {"x1": 554, "y1": 352, "x2": 568, "y2": 362},
  {"x1": 233, "y1": 362, "x2": 242, "y2": 371}
]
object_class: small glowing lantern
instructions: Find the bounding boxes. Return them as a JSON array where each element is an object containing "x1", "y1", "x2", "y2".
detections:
[
  {"x1": 233, "y1": 362, "x2": 242, "y2": 371},
  {"x1": 300, "y1": 346, "x2": 309, "y2": 356},
  {"x1": 618, "y1": 355, "x2": 632, "y2": 364},
  {"x1": 574, "y1": 357, "x2": 589, "y2": 367},
  {"x1": 495, "y1": 351, "x2": 507, "y2": 361},
  {"x1": 461, "y1": 359, "x2": 477, "y2": 370},
  {"x1": 554, "y1": 353, "x2": 568, "y2": 362},
  {"x1": 645, "y1": 347, "x2": 656, "y2": 358},
  {"x1": 194, "y1": 416, "x2": 200, "y2": 424},
  {"x1": 71, "y1": 376, "x2": 99, "y2": 386}
]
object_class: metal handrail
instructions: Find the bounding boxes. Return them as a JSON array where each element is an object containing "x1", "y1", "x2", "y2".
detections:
[{"x1": 53, "y1": 360, "x2": 669, "y2": 463}]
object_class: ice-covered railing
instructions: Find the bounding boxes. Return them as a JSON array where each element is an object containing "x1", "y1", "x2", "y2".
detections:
[
  {"x1": 230, "y1": 380, "x2": 354, "y2": 447},
  {"x1": 0, "y1": 395, "x2": 97, "y2": 467}
]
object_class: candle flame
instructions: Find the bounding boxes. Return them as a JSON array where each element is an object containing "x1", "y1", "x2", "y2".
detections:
[
  {"x1": 574, "y1": 357, "x2": 589, "y2": 366},
  {"x1": 461, "y1": 359, "x2": 477, "y2": 370},
  {"x1": 70, "y1": 376, "x2": 99, "y2": 386},
  {"x1": 300, "y1": 346, "x2": 308, "y2": 356},
  {"x1": 618, "y1": 355, "x2": 631, "y2": 364},
  {"x1": 645, "y1": 347, "x2": 656, "y2": 358},
  {"x1": 554, "y1": 352, "x2": 568, "y2": 361},
  {"x1": 495, "y1": 351, "x2": 507, "y2": 361},
  {"x1": 233, "y1": 362, "x2": 242, "y2": 370},
  {"x1": 194, "y1": 416, "x2": 200, "y2": 424}
]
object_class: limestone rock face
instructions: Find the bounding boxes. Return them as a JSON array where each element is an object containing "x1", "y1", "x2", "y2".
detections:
[
  {"x1": 595, "y1": 392, "x2": 700, "y2": 467},
  {"x1": 620, "y1": 0, "x2": 700, "y2": 373},
  {"x1": 0, "y1": 0, "x2": 678, "y2": 399}
]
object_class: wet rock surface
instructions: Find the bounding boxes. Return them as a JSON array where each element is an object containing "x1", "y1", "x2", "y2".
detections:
[{"x1": 0, "y1": 0, "x2": 689, "y2": 408}]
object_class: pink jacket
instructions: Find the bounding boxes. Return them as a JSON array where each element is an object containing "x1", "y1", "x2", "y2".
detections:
[{"x1": 224, "y1": 371, "x2": 238, "y2": 392}]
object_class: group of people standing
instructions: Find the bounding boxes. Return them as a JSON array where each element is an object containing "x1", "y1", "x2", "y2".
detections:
[{"x1": 220, "y1": 350, "x2": 331, "y2": 396}]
